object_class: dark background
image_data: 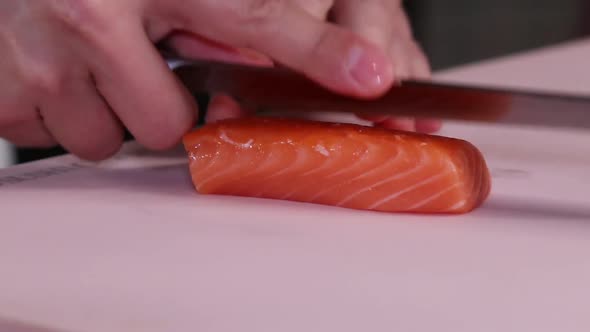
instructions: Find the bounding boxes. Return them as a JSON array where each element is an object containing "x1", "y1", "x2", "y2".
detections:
[
  {"x1": 405, "y1": 0, "x2": 589, "y2": 70},
  {"x1": 14, "y1": 0, "x2": 590, "y2": 163}
]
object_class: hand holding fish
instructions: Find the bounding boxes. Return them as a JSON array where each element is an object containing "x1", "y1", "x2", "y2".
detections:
[{"x1": 0, "y1": 0, "x2": 438, "y2": 161}]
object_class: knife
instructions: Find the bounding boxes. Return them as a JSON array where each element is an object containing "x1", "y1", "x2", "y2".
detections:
[{"x1": 171, "y1": 59, "x2": 590, "y2": 130}]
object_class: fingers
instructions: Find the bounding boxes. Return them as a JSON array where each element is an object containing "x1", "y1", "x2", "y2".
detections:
[
  {"x1": 395, "y1": 8, "x2": 431, "y2": 79},
  {"x1": 331, "y1": 0, "x2": 431, "y2": 80},
  {"x1": 379, "y1": 117, "x2": 416, "y2": 132},
  {"x1": 391, "y1": 7, "x2": 413, "y2": 40},
  {"x1": 388, "y1": 37, "x2": 430, "y2": 80},
  {"x1": 206, "y1": 94, "x2": 251, "y2": 123},
  {"x1": 0, "y1": 69, "x2": 56, "y2": 147},
  {"x1": 388, "y1": 12, "x2": 431, "y2": 79},
  {"x1": 331, "y1": 0, "x2": 429, "y2": 80},
  {"x1": 0, "y1": 115, "x2": 56, "y2": 148},
  {"x1": 405, "y1": 40, "x2": 431, "y2": 80},
  {"x1": 331, "y1": 0, "x2": 395, "y2": 54},
  {"x1": 415, "y1": 119, "x2": 442, "y2": 133},
  {"x1": 331, "y1": 1, "x2": 437, "y2": 132},
  {"x1": 166, "y1": 31, "x2": 274, "y2": 66},
  {"x1": 168, "y1": 0, "x2": 394, "y2": 98},
  {"x1": 164, "y1": 32, "x2": 270, "y2": 124},
  {"x1": 88, "y1": 20, "x2": 197, "y2": 151},
  {"x1": 384, "y1": 36, "x2": 437, "y2": 132},
  {"x1": 293, "y1": 0, "x2": 333, "y2": 19},
  {"x1": 39, "y1": 71, "x2": 124, "y2": 160},
  {"x1": 247, "y1": 2, "x2": 394, "y2": 97},
  {"x1": 377, "y1": 117, "x2": 442, "y2": 134},
  {"x1": 356, "y1": 113, "x2": 441, "y2": 134}
]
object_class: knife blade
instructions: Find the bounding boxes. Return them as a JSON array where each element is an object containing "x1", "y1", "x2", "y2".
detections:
[{"x1": 172, "y1": 59, "x2": 590, "y2": 130}]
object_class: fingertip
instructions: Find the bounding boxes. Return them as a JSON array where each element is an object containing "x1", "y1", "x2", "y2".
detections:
[
  {"x1": 245, "y1": 9, "x2": 395, "y2": 98},
  {"x1": 356, "y1": 113, "x2": 389, "y2": 123},
  {"x1": 75, "y1": 130, "x2": 124, "y2": 161},
  {"x1": 87, "y1": 22, "x2": 201, "y2": 153},
  {"x1": 206, "y1": 94, "x2": 250, "y2": 123},
  {"x1": 329, "y1": 0, "x2": 397, "y2": 96},
  {"x1": 377, "y1": 117, "x2": 416, "y2": 132},
  {"x1": 135, "y1": 83, "x2": 198, "y2": 151},
  {"x1": 415, "y1": 119, "x2": 442, "y2": 133},
  {"x1": 346, "y1": 43, "x2": 395, "y2": 97}
]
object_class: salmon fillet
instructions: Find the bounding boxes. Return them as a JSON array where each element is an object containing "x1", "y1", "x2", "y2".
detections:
[{"x1": 182, "y1": 117, "x2": 491, "y2": 214}]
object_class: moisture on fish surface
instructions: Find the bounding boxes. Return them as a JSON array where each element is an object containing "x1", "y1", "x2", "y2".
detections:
[{"x1": 182, "y1": 117, "x2": 491, "y2": 214}]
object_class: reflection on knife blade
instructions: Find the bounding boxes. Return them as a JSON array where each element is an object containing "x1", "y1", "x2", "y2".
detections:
[{"x1": 172, "y1": 59, "x2": 590, "y2": 131}]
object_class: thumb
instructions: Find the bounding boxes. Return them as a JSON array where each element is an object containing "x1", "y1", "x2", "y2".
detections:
[{"x1": 159, "y1": 0, "x2": 395, "y2": 98}]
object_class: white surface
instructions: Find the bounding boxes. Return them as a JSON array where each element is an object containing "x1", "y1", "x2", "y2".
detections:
[
  {"x1": 1, "y1": 38, "x2": 590, "y2": 332},
  {"x1": 435, "y1": 37, "x2": 590, "y2": 96}
]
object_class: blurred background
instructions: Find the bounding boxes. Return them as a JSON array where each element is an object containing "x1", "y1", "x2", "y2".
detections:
[
  {"x1": 1, "y1": 0, "x2": 589, "y2": 167},
  {"x1": 405, "y1": 0, "x2": 588, "y2": 69}
]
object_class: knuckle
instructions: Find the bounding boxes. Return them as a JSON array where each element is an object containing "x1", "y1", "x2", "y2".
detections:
[
  {"x1": 240, "y1": 0, "x2": 285, "y2": 22},
  {"x1": 25, "y1": 65, "x2": 67, "y2": 96},
  {"x1": 51, "y1": 0, "x2": 107, "y2": 35},
  {"x1": 298, "y1": 0, "x2": 331, "y2": 18}
]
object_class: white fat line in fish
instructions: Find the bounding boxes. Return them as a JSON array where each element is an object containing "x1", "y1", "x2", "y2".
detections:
[
  {"x1": 336, "y1": 145, "x2": 414, "y2": 206},
  {"x1": 190, "y1": 137, "x2": 225, "y2": 190},
  {"x1": 196, "y1": 140, "x2": 254, "y2": 191},
  {"x1": 279, "y1": 152, "x2": 337, "y2": 200},
  {"x1": 253, "y1": 142, "x2": 311, "y2": 197},
  {"x1": 187, "y1": 137, "x2": 216, "y2": 163},
  {"x1": 219, "y1": 130, "x2": 254, "y2": 149},
  {"x1": 440, "y1": 149, "x2": 479, "y2": 212},
  {"x1": 313, "y1": 144, "x2": 330, "y2": 156},
  {"x1": 448, "y1": 199, "x2": 467, "y2": 211},
  {"x1": 280, "y1": 142, "x2": 351, "y2": 200},
  {"x1": 405, "y1": 158, "x2": 463, "y2": 211},
  {"x1": 305, "y1": 141, "x2": 375, "y2": 202},
  {"x1": 322, "y1": 142, "x2": 371, "y2": 179},
  {"x1": 406, "y1": 182, "x2": 463, "y2": 211},
  {"x1": 464, "y1": 148, "x2": 481, "y2": 207},
  {"x1": 369, "y1": 167, "x2": 452, "y2": 210},
  {"x1": 224, "y1": 145, "x2": 277, "y2": 195},
  {"x1": 300, "y1": 145, "x2": 340, "y2": 177}
]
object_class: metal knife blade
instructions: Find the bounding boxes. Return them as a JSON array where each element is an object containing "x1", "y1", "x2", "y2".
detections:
[{"x1": 172, "y1": 59, "x2": 590, "y2": 130}]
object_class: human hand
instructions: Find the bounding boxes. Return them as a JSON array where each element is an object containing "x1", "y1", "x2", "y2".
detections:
[
  {"x1": 0, "y1": 0, "x2": 429, "y2": 161},
  {"x1": 167, "y1": 0, "x2": 441, "y2": 133}
]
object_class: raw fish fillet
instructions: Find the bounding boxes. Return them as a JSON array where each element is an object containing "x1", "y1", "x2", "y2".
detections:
[{"x1": 182, "y1": 118, "x2": 491, "y2": 214}]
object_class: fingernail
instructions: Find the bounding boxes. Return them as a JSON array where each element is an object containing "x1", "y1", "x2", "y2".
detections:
[{"x1": 347, "y1": 46, "x2": 393, "y2": 92}]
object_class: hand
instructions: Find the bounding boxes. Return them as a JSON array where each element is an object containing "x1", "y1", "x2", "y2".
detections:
[
  {"x1": 0, "y1": 0, "x2": 426, "y2": 161},
  {"x1": 167, "y1": 0, "x2": 441, "y2": 133}
]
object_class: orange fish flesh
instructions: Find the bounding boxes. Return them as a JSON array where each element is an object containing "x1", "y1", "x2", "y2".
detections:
[{"x1": 182, "y1": 117, "x2": 491, "y2": 214}]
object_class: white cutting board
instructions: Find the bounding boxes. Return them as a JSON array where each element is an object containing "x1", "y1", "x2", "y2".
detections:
[{"x1": 1, "y1": 38, "x2": 590, "y2": 332}]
